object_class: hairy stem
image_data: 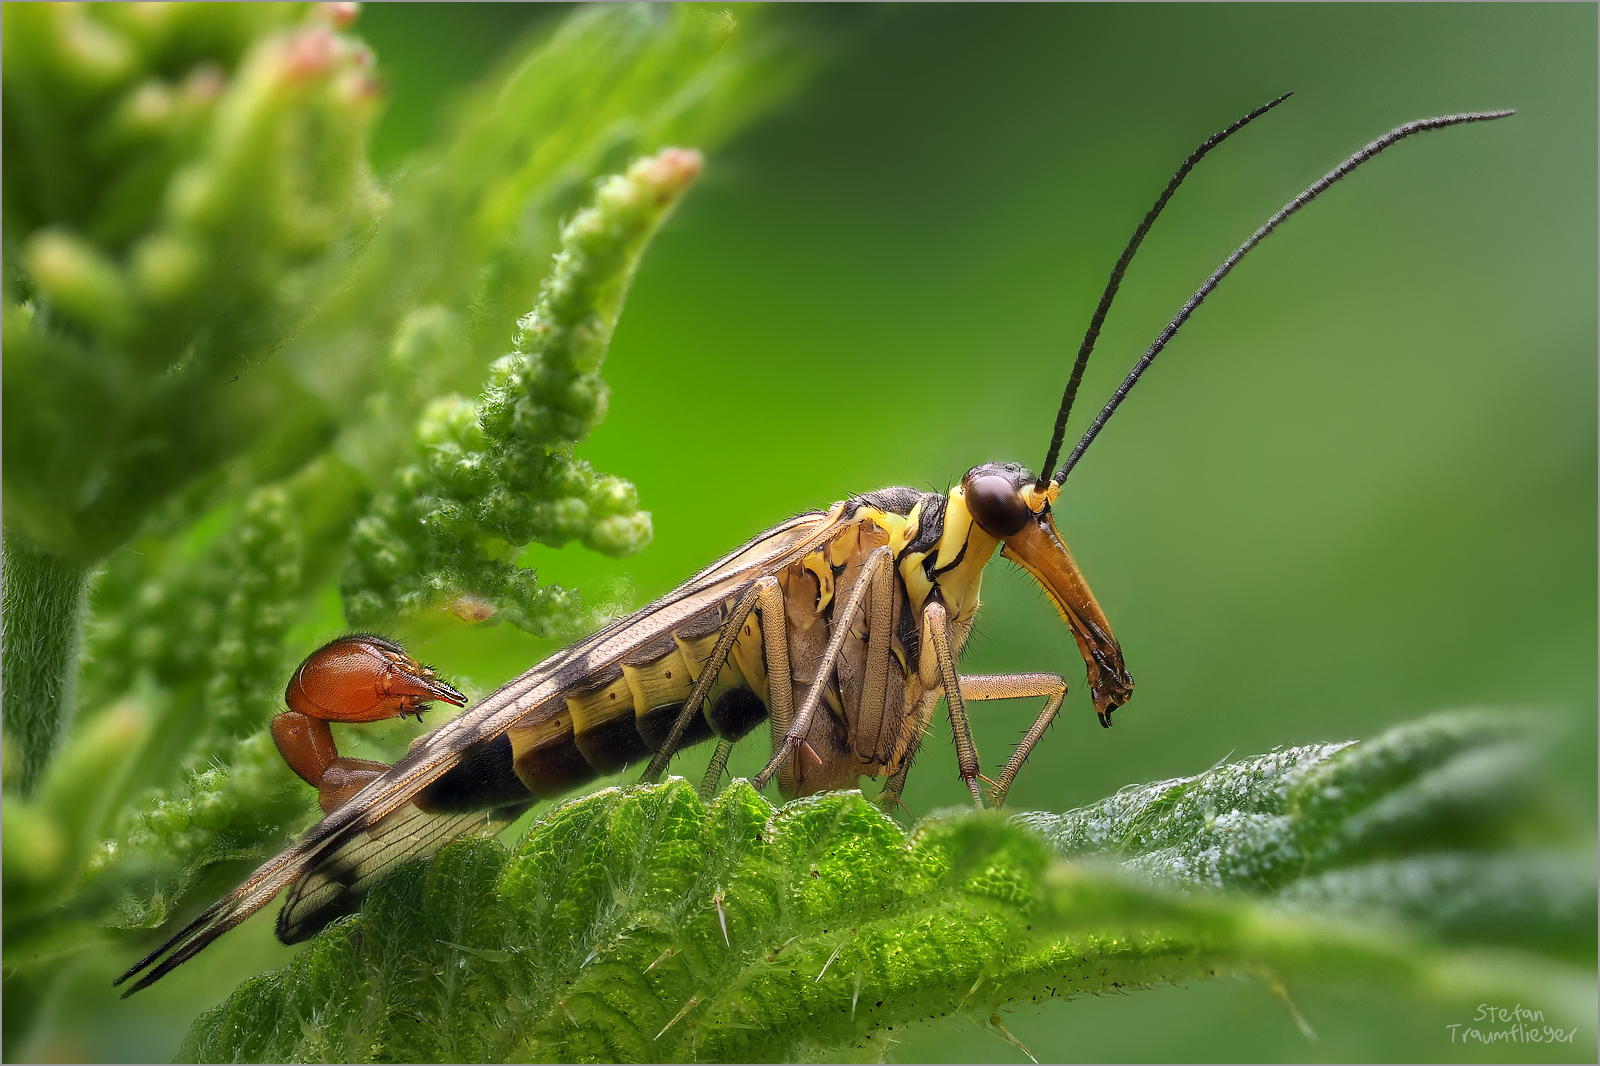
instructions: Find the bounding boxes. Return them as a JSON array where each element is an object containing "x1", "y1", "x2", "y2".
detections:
[{"x1": 2, "y1": 531, "x2": 90, "y2": 794}]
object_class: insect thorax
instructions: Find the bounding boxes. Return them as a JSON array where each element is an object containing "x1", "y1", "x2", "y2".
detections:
[{"x1": 846, "y1": 484, "x2": 1004, "y2": 627}]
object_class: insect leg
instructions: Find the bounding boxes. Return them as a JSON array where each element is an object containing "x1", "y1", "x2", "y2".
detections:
[
  {"x1": 875, "y1": 684, "x2": 943, "y2": 812},
  {"x1": 852, "y1": 541, "x2": 896, "y2": 760},
  {"x1": 755, "y1": 576, "x2": 800, "y2": 795},
  {"x1": 753, "y1": 546, "x2": 894, "y2": 793},
  {"x1": 699, "y1": 738, "x2": 735, "y2": 802},
  {"x1": 875, "y1": 764, "x2": 912, "y2": 813},
  {"x1": 954, "y1": 673, "x2": 1068, "y2": 808},
  {"x1": 641, "y1": 581, "x2": 764, "y2": 782},
  {"x1": 920, "y1": 601, "x2": 984, "y2": 808}
]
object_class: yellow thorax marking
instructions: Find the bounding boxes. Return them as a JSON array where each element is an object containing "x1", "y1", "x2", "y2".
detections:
[
  {"x1": 826, "y1": 520, "x2": 860, "y2": 568},
  {"x1": 892, "y1": 501, "x2": 934, "y2": 611},
  {"x1": 935, "y1": 486, "x2": 1000, "y2": 623},
  {"x1": 802, "y1": 552, "x2": 834, "y2": 613},
  {"x1": 867, "y1": 507, "x2": 912, "y2": 552},
  {"x1": 934, "y1": 489, "x2": 974, "y2": 571}
]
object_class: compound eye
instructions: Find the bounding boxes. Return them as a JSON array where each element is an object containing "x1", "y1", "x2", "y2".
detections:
[{"x1": 964, "y1": 473, "x2": 1032, "y2": 537}]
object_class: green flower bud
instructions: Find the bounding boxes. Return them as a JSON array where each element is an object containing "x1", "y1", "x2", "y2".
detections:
[
  {"x1": 585, "y1": 511, "x2": 653, "y2": 557},
  {"x1": 131, "y1": 233, "x2": 204, "y2": 303},
  {"x1": 22, "y1": 229, "x2": 134, "y2": 336}
]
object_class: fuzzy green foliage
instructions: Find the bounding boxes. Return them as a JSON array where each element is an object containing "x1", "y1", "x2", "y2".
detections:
[
  {"x1": 2, "y1": 0, "x2": 370, "y2": 790},
  {"x1": 1, "y1": 4, "x2": 811, "y2": 1054},
  {"x1": 182, "y1": 713, "x2": 1595, "y2": 1064},
  {"x1": 4, "y1": 475, "x2": 333, "y2": 951},
  {"x1": 1, "y1": 537, "x2": 92, "y2": 792},
  {"x1": 342, "y1": 150, "x2": 703, "y2": 635},
  {"x1": 1019, "y1": 711, "x2": 1596, "y2": 962},
  {"x1": 4, "y1": 2, "x2": 381, "y2": 564},
  {"x1": 3, "y1": 0, "x2": 377, "y2": 795},
  {"x1": 3, "y1": 2, "x2": 803, "y2": 795}
]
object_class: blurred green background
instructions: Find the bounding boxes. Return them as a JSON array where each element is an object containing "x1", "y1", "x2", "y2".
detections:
[{"x1": 27, "y1": 3, "x2": 1596, "y2": 1062}]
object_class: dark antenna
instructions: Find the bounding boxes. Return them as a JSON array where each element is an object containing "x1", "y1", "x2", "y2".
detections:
[
  {"x1": 1053, "y1": 108, "x2": 1514, "y2": 485},
  {"x1": 1035, "y1": 92, "x2": 1294, "y2": 492}
]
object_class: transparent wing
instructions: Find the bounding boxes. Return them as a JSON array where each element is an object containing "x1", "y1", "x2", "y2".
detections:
[{"x1": 276, "y1": 806, "x2": 496, "y2": 942}]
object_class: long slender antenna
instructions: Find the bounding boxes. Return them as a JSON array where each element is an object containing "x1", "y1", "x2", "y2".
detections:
[
  {"x1": 1053, "y1": 108, "x2": 1514, "y2": 485},
  {"x1": 1035, "y1": 92, "x2": 1294, "y2": 492}
]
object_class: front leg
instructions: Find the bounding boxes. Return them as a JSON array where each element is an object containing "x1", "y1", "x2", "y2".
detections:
[
  {"x1": 871, "y1": 672, "x2": 1067, "y2": 812},
  {"x1": 919, "y1": 600, "x2": 985, "y2": 808},
  {"x1": 954, "y1": 672, "x2": 1068, "y2": 808}
]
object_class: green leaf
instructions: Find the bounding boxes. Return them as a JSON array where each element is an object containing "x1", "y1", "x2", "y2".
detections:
[
  {"x1": 1019, "y1": 711, "x2": 1596, "y2": 960},
  {"x1": 181, "y1": 714, "x2": 1595, "y2": 1063}
]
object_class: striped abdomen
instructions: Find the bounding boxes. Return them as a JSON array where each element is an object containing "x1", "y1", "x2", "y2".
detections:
[{"x1": 415, "y1": 600, "x2": 772, "y2": 813}]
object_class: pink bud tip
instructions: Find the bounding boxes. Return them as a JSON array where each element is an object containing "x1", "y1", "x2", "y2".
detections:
[
  {"x1": 633, "y1": 148, "x2": 704, "y2": 203},
  {"x1": 322, "y1": 3, "x2": 360, "y2": 29},
  {"x1": 282, "y1": 28, "x2": 338, "y2": 83}
]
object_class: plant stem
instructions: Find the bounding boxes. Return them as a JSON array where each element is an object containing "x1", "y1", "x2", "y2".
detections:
[{"x1": 2, "y1": 531, "x2": 90, "y2": 795}]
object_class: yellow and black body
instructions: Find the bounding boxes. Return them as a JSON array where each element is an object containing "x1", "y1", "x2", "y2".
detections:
[
  {"x1": 136, "y1": 466, "x2": 1132, "y2": 964},
  {"x1": 412, "y1": 462, "x2": 1129, "y2": 818}
]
